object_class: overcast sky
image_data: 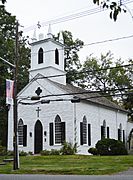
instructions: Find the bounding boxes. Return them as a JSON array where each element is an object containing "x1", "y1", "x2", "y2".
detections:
[{"x1": 4, "y1": 0, "x2": 133, "y2": 63}]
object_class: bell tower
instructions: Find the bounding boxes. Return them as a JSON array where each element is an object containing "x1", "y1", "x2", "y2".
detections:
[{"x1": 29, "y1": 25, "x2": 66, "y2": 85}]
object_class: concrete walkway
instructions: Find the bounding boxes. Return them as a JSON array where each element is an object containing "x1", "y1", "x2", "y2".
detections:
[{"x1": 115, "y1": 168, "x2": 133, "y2": 175}]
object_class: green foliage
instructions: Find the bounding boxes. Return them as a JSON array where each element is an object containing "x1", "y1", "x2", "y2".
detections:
[
  {"x1": 93, "y1": 0, "x2": 126, "y2": 21},
  {"x1": 80, "y1": 52, "x2": 133, "y2": 120},
  {"x1": 40, "y1": 149, "x2": 60, "y2": 155},
  {"x1": 88, "y1": 147, "x2": 98, "y2": 155},
  {"x1": 28, "y1": 151, "x2": 33, "y2": 156},
  {"x1": 50, "y1": 149, "x2": 60, "y2": 155},
  {"x1": 19, "y1": 150, "x2": 28, "y2": 156},
  {"x1": 60, "y1": 141, "x2": 77, "y2": 155},
  {"x1": 55, "y1": 31, "x2": 84, "y2": 84},
  {"x1": 0, "y1": 5, "x2": 30, "y2": 146},
  {"x1": 0, "y1": 0, "x2": 6, "y2": 4},
  {"x1": 6, "y1": 150, "x2": 14, "y2": 156},
  {"x1": 0, "y1": 145, "x2": 6, "y2": 156},
  {"x1": 96, "y1": 138, "x2": 128, "y2": 156},
  {"x1": 40, "y1": 150, "x2": 51, "y2": 155}
]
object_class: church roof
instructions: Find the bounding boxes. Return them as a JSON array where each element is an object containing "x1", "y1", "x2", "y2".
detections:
[
  {"x1": 31, "y1": 38, "x2": 65, "y2": 47},
  {"x1": 52, "y1": 81, "x2": 127, "y2": 113}
]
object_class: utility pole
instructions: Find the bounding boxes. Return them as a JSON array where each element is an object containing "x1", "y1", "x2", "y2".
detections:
[{"x1": 13, "y1": 20, "x2": 19, "y2": 170}]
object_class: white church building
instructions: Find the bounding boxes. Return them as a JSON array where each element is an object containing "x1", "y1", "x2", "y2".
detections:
[{"x1": 7, "y1": 26, "x2": 130, "y2": 154}]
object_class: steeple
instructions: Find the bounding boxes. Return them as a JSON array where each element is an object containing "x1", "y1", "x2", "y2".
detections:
[
  {"x1": 29, "y1": 26, "x2": 66, "y2": 85},
  {"x1": 32, "y1": 30, "x2": 37, "y2": 43},
  {"x1": 59, "y1": 31, "x2": 64, "y2": 44},
  {"x1": 47, "y1": 24, "x2": 53, "y2": 39}
]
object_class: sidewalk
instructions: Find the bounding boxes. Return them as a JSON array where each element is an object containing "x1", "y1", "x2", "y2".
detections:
[{"x1": 115, "y1": 168, "x2": 133, "y2": 175}]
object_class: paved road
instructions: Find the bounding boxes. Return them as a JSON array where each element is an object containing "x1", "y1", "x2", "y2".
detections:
[{"x1": 0, "y1": 175, "x2": 133, "y2": 180}]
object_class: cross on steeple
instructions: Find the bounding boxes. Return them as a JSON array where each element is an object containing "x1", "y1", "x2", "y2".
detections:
[{"x1": 36, "y1": 107, "x2": 41, "y2": 117}]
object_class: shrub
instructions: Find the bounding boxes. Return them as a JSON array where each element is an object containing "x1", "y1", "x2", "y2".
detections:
[
  {"x1": 96, "y1": 138, "x2": 128, "y2": 156},
  {"x1": 40, "y1": 150, "x2": 51, "y2": 156},
  {"x1": 19, "y1": 150, "x2": 28, "y2": 156},
  {"x1": 50, "y1": 149, "x2": 60, "y2": 155},
  {"x1": 88, "y1": 147, "x2": 98, "y2": 155},
  {"x1": 28, "y1": 151, "x2": 33, "y2": 156},
  {"x1": 60, "y1": 141, "x2": 77, "y2": 155},
  {"x1": 6, "y1": 150, "x2": 14, "y2": 156},
  {"x1": 0, "y1": 145, "x2": 7, "y2": 156}
]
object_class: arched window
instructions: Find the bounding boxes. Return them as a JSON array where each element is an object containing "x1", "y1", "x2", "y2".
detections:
[
  {"x1": 38, "y1": 48, "x2": 43, "y2": 64},
  {"x1": 118, "y1": 123, "x2": 122, "y2": 141},
  {"x1": 55, "y1": 48, "x2": 59, "y2": 65},
  {"x1": 83, "y1": 116, "x2": 87, "y2": 144},
  {"x1": 18, "y1": 119, "x2": 24, "y2": 145},
  {"x1": 80, "y1": 116, "x2": 87, "y2": 145},
  {"x1": 18, "y1": 119, "x2": 27, "y2": 146},
  {"x1": 55, "y1": 115, "x2": 65, "y2": 144},
  {"x1": 101, "y1": 120, "x2": 106, "y2": 139}
]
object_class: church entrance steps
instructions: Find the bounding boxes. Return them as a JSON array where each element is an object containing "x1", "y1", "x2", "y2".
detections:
[
  {"x1": 0, "y1": 162, "x2": 6, "y2": 166},
  {"x1": 3, "y1": 158, "x2": 14, "y2": 163}
]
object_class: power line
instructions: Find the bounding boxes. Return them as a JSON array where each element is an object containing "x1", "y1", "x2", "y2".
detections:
[
  {"x1": 19, "y1": 92, "x2": 133, "y2": 106},
  {"x1": 18, "y1": 87, "x2": 133, "y2": 101},
  {"x1": 30, "y1": 34, "x2": 133, "y2": 56},
  {"x1": 31, "y1": 63, "x2": 133, "y2": 80},
  {"x1": 23, "y1": 0, "x2": 133, "y2": 33},
  {"x1": 84, "y1": 34, "x2": 133, "y2": 46}
]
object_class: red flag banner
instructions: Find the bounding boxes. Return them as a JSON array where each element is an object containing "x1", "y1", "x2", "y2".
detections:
[{"x1": 6, "y1": 79, "x2": 14, "y2": 105}]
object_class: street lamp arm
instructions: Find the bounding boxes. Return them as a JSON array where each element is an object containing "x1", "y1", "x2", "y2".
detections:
[{"x1": 0, "y1": 57, "x2": 15, "y2": 68}]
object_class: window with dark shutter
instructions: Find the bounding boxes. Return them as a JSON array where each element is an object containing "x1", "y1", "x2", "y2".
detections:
[
  {"x1": 61, "y1": 122, "x2": 66, "y2": 143},
  {"x1": 18, "y1": 119, "x2": 24, "y2": 145},
  {"x1": 118, "y1": 123, "x2": 122, "y2": 141},
  {"x1": 107, "y1": 126, "x2": 109, "y2": 138},
  {"x1": 49, "y1": 123, "x2": 54, "y2": 146},
  {"x1": 80, "y1": 122, "x2": 83, "y2": 145},
  {"x1": 55, "y1": 115, "x2": 61, "y2": 144},
  {"x1": 118, "y1": 128, "x2": 121, "y2": 141},
  {"x1": 123, "y1": 130, "x2": 125, "y2": 144},
  {"x1": 23, "y1": 125, "x2": 27, "y2": 147},
  {"x1": 101, "y1": 120, "x2": 106, "y2": 139},
  {"x1": 55, "y1": 48, "x2": 59, "y2": 65},
  {"x1": 88, "y1": 124, "x2": 91, "y2": 146},
  {"x1": 83, "y1": 116, "x2": 87, "y2": 144},
  {"x1": 38, "y1": 48, "x2": 43, "y2": 64},
  {"x1": 101, "y1": 126, "x2": 104, "y2": 139}
]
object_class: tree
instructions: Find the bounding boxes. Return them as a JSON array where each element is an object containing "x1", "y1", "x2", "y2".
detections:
[
  {"x1": 79, "y1": 51, "x2": 133, "y2": 120},
  {"x1": 93, "y1": 0, "x2": 126, "y2": 21},
  {"x1": 0, "y1": 0, "x2": 6, "y2": 4},
  {"x1": 0, "y1": 5, "x2": 30, "y2": 146},
  {"x1": 0, "y1": 5, "x2": 16, "y2": 146},
  {"x1": 55, "y1": 31, "x2": 84, "y2": 84}
]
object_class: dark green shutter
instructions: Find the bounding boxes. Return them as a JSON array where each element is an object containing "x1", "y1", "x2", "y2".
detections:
[
  {"x1": 23, "y1": 125, "x2": 27, "y2": 147},
  {"x1": 80, "y1": 122, "x2": 83, "y2": 145},
  {"x1": 107, "y1": 126, "x2": 109, "y2": 138},
  {"x1": 49, "y1": 123, "x2": 54, "y2": 146},
  {"x1": 123, "y1": 130, "x2": 125, "y2": 144},
  {"x1": 118, "y1": 128, "x2": 121, "y2": 141},
  {"x1": 88, "y1": 124, "x2": 91, "y2": 146},
  {"x1": 61, "y1": 122, "x2": 66, "y2": 143},
  {"x1": 101, "y1": 126, "x2": 104, "y2": 139}
]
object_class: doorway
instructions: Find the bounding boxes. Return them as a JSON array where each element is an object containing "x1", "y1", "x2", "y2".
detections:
[{"x1": 34, "y1": 120, "x2": 43, "y2": 154}]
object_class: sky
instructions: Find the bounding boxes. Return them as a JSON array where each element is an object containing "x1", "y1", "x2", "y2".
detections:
[{"x1": 4, "y1": 0, "x2": 133, "y2": 63}]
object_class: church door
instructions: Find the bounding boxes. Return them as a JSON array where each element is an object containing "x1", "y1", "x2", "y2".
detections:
[{"x1": 34, "y1": 120, "x2": 43, "y2": 154}]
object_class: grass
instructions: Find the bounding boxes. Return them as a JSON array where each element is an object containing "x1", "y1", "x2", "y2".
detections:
[{"x1": 0, "y1": 155, "x2": 133, "y2": 175}]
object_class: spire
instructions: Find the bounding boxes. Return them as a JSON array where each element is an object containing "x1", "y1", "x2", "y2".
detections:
[
  {"x1": 47, "y1": 24, "x2": 53, "y2": 39},
  {"x1": 32, "y1": 29, "x2": 37, "y2": 42},
  {"x1": 59, "y1": 31, "x2": 64, "y2": 44}
]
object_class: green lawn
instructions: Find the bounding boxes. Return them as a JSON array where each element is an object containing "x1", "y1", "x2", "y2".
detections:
[{"x1": 0, "y1": 155, "x2": 133, "y2": 175}]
